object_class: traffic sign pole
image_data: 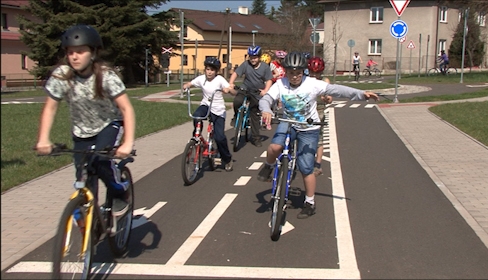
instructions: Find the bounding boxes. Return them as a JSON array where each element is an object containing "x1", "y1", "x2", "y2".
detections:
[{"x1": 394, "y1": 25, "x2": 400, "y2": 103}]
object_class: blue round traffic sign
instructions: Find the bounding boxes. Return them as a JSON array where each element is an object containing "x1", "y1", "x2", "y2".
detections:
[{"x1": 390, "y1": 20, "x2": 408, "y2": 39}]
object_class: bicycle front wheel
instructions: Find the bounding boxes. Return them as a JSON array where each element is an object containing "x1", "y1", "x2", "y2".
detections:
[
  {"x1": 373, "y1": 68, "x2": 382, "y2": 77},
  {"x1": 270, "y1": 157, "x2": 288, "y2": 242},
  {"x1": 428, "y1": 68, "x2": 439, "y2": 76},
  {"x1": 108, "y1": 166, "x2": 134, "y2": 257},
  {"x1": 52, "y1": 195, "x2": 92, "y2": 280},
  {"x1": 233, "y1": 108, "x2": 244, "y2": 152},
  {"x1": 181, "y1": 139, "x2": 201, "y2": 185}
]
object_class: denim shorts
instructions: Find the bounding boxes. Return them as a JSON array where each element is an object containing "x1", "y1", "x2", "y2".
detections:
[{"x1": 271, "y1": 122, "x2": 319, "y2": 175}]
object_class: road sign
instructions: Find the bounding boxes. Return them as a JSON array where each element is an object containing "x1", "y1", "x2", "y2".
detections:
[
  {"x1": 162, "y1": 47, "x2": 173, "y2": 54},
  {"x1": 407, "y1": 40, "x2": 416, "y2": 49},
  {"x1": 390, "y1": 0, "x2": 410, "y2": 17},
  {"x1": 390, "y1": 20, "x2": 408, "y2": 39},
  {"x1": 347, "y1": 39, "x2": 355, "y2": 48},
  {"x1": 310, "y1": 32, "x2": 320, "y2": 44},
  {"x1": 399, "y1": 36, "x2": 407, "y2": 43}
]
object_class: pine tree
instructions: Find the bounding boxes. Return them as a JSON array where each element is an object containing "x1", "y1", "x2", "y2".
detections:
[
  {"x1": 18, "y1": 0, "x2": 178, "y2": 83},
  {"x1": 251, "y1": 0, "x2": 267, "y2": 15},
  {"x1": 448, "y1": 7, "x2": 485, "y2": 68}
]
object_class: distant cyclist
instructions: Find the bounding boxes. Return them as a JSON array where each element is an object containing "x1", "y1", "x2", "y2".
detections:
[
  {"x1": 366, "y1": 58, "x2": 378, "y2": 70},
  {"x1": 270, "y1": 50, "x2": 287, "y2": 83},
  {"x1": 352, "y1": 51, "x2": 362, "y2": 73},
  {"x1": 439, "y1": 50, "x2": 449, "y2": 75}
]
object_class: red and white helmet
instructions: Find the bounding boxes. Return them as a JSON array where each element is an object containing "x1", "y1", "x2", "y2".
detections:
[
  {"x1": 275, "y1": 50, "x2": 287, "y2": 59},
  {"x1": 308, "y1": 56, "x2": 325, "y2": 73}
]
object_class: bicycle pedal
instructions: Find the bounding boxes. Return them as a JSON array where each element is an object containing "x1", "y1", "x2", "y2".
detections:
[{"x1": 289, "y1": 187, "x2": 302, "y2": 196}]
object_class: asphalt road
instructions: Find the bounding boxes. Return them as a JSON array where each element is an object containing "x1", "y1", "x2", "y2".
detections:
[{"x1": 3, "y1": 102, "x2": 488, "y2": 279}]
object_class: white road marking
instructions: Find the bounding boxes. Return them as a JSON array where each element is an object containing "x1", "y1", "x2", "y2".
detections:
[
  {"x1": 234, "y1": 176, "x2": 251, "y2": 186},
  {"x1": 365, "y1": 104, "x2": 376, "y2": 108},
  {"x1": 7, "y1": 261, "x2": 361, "y2": 279},
  {"x1": 349, "y1": 104, "x2": 360, "y2": 108},
  {"x1": 248, "y1": 162, "x2": 263, "y2": 170},
  {"x1": 334, "y1": 104, "x2": 346, "y2": 108},
  {"x1": 132, "y1": 201, "x2": 167, "y2": 229},
  {"x1": 166, "y1": 193, "x2": 238, "y2": 265},
  {"x1": 328, "y1": 108, "x2": 360, "y2": 277},
  {"x1": 260, "y1": 151, "x2": 267, "y2": 158}
]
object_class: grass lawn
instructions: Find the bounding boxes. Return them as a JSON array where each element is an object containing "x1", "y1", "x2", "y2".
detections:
[{"x1": 1, "y1": 72, "x2": 487, "y2": 193}]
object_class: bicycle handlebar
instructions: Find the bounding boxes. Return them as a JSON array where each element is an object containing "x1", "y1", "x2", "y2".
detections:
[
  {"x1": 271, "y1": 116, "x2": 328, "y2": 126},
  {"x1": 186, "y1": 88, "x2": 223, "y2": 120},
  {"x1": 38, "y1": 143, "x2": 136, "y2": 159}
]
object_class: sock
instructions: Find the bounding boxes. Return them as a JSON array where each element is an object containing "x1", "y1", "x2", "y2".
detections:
[
  {"x1": 314, "y1": 162, "x2": 321, "y2": 168},
  {"x1": 305, "y1": 195, "x2": 315, "y2": 205},
  {"x1": 265, "y1": 161, "x2": 274, "y2": 166}
]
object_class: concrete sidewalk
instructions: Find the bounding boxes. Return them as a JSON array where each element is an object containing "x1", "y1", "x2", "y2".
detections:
[{"x1": 2, "y1": 84, "x2": 488, "y2": 271}]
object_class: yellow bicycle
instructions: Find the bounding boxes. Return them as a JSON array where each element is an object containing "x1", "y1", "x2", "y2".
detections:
[{"x1": 48, "y1": 143, "x2": 135, "y2": 279}]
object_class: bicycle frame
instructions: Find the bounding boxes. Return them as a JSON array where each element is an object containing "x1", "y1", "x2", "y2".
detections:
[{"x1": 235, "y1": 95, "x2": 250, "y2": 131}]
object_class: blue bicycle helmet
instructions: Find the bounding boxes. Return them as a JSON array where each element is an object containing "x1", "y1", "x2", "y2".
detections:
[
  {"x1": 247, "y1": 45, "x2": 262, "y2": 56},
  {"x1": 204, "y1": 57, "x2": 221, "y2": 70}
]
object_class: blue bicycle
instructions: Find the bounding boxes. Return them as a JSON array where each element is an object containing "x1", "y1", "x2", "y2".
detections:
[
  {"x1": 232, "y1": 87, "x2": 260, "y2": 152},
  {"x1": 269, "y1": 117, "x2": 328, "y2": 241}
]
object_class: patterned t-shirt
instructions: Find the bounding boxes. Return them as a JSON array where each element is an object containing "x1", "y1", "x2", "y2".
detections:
[{"x1": 44, "y1": 65, "x2": 126, "y2": 138}]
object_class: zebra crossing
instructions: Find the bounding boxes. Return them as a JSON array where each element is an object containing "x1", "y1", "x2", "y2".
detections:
[{"x1": 326, "y1": 101, "x2": 377, "y2": 109}]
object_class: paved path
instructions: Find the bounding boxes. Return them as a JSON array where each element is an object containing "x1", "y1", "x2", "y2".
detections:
[{"x1": 2, "y1": 83, "x2": 488, "y2": 271}]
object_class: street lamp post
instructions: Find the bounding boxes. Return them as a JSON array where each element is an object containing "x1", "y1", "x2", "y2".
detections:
[{"x1": 252, "y1": 30, "x2": 258, "y2": 46}]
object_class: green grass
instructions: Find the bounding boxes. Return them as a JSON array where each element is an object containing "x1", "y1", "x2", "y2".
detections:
[
  {"x1": 384, "y1": 71, "x2": 488, "y2": 84},
  {"x1": 429, "y1": 101, "x2": 488, "y2": 146},
  {"x1": 380, "y1": 88, "x2": 488, "y2": 103},
  {"x1": 1, "y1": 99, "x2": 189, "y2": 192}
]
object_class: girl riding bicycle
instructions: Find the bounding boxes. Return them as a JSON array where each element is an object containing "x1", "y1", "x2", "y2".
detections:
[
  {"x1": 258, "y1": 51, "x2": 378, "y2": 219},
  {"x1": 182, "y1": 57, "x2": 235, "y2": 171},
  {"x1": 35, "y1": 24, "x2": 136, "y2": 216}
]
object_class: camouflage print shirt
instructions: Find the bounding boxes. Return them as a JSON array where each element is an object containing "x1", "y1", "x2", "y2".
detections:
[{"x1": 44, "y1": 65, "x2": 125, "y2": 138}]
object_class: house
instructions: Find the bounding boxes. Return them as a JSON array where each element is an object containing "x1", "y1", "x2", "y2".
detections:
[
  {"x1": 318, "y1": 0, "x2": 487, "y2": 74},
  {"x1": 167, "y1": 7, "x2": 288, "y2": 78},
  {"x1": 1, "y1": 0, "x2": 39, "y2": 88}
]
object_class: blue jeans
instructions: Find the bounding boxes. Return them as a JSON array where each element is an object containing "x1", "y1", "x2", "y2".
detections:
[
  {"x1": 271, "y1": 122, "x2": 319, "y2": 175},
  {"x1": 193, "y1": 105, "x2": 232, "y2": 163},
  {"x1": 72, "y1": 121, "x2": 127, "y2": 198}
]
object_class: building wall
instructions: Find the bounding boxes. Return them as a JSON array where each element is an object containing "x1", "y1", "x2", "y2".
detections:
[
  {"x1": 321, "y1": 0, "x2": 487, "y2": 74},
  {"x1": 1, "y1": 5, "x2": 38, "y2": 81}
]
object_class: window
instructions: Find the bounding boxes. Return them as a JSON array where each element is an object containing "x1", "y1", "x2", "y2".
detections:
[
  {"x1": 370, "y1": 7, "x2": 383, "y2": 23},
  {"x1": 182, "y1": 54, "x2": 188, "y2": 66},
  {"x1": 222, "y1": 54, "x2": 229, "y2": 63},
  {"x1": 369, "y1": 39, "x2": 382, "y2": 55},
  {"x1": 1, "y1": 13, "x2": 7, "y2": 30},
  {"x1": 253, "y1": 24, "x2": 262, "y2": 30},
  {"x1": 478, "y1": 13, "x2": 486, "y2": 27},
  {"x1": 439, "y1": 6, "x2": 448, "y2": 23},
  {"x1": 205, "y1": 20, "x2": 215, "y2": 26},
  {"x1": 438, "y1": 40, "x2": 447, "y2": 55},
  {"x1": 235, "y1": 22, "x2": 245, "y2": 28},
  {"x1": 21, "y1": 54, "x2": 27, "y2": 69}
]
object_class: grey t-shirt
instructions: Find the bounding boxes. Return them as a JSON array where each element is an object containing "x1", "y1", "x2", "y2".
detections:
[
  {"x1": 44, "y1": 65, "x2": 126, "y2": 138},
  {"x1": 235, "y1": 61, "x2": 273, "y2": 96}
]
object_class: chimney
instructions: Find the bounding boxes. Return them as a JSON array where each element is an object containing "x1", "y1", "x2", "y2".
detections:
[{"x1": 238, "y1": 6, "x2": 249, "y2": 15}]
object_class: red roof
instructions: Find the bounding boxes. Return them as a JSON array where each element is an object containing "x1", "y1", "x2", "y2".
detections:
[
  {"x1": 171, "y1": 8, "x2": 287, "y2": 35},
  {"x1": 1, "y1": 0, "x2": 29, "y2": 7},
  {"x1": 1, "y1": 32, "x2": 22, "y2": 40}
]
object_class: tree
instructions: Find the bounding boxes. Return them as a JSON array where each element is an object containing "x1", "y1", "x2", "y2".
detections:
[
  {"x1": 330, "y1": 2, "x2": 343, "y2": 82},
  {"x1": 448, "y1": 6, "x2": 486, "y2": 69},
  {"x1": 18, "y1": 0, "x2": 178, "y2": 84},
  {"x1": 251, "y1": 0, "x2": 267, "y2": 15},
  {"x1": 271, "y1": 0, "x2": 310, "y2": 51},
  {"x1": 268, "y1": 6, "x2": 277, "y2": 21}
]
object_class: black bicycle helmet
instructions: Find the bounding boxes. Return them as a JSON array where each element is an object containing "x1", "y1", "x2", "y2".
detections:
[
  {"x1": 204, "y1": 57, "x2": 221, "y2": 70},
  {"x1": 61, "y1": 25, "x2": 103, "y2": 49},
  {"x1": 282, "y1": 51, "x2": 308, "y2": 70}
]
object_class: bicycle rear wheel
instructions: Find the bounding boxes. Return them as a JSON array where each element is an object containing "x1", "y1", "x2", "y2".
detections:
[
  {"x1": 373, "y1": 68, "x2": 382, "y2": 77},
  {"x1": 355, "y1": 70, "x2": 360, "y2": 81},
  {"x1": 181, "y1": 139, "x2": 201, "y2": 185},
  {"x1": 207, "y1": 137, "x2": 218, "y2": 171},
  {"x1": 52, "y1": 195, "x2": 92, "y2": 280},
  {"x1": 108, "y1": 166, "x2": 134, "y2": 257},
  {"x1": 233, "y1": 108, "x2": 244, "y2": 152},
  {"x1": 270, "y1": 157, "x2": 288, "y2": 242},
  {"x1": 447, "y1": 67, "x2": 457, "y2": 75}
]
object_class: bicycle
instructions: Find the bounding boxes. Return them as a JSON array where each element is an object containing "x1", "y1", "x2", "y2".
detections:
[
  {"x1": 428, "y1": 66, "x2": 457, "y2": 76},
  {"x1": 268, "y1": 117, "x2": 328, "y2": 242},
  {"x1": 362, "y1": 66, "x2": 382, "y2": 77},
  {"x1": 47, "y1": 143, "x2": 136, "y2": 279},
  {"x1": 352, "y1": 64, "x2": 360, "y2": 81},
  {"x1": 181, "y1": 88, "x2": 220, "y2": 185},
  {"x1": 232, "y1": 86, "x2": 260, "y2": 152}
]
